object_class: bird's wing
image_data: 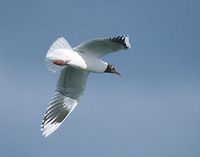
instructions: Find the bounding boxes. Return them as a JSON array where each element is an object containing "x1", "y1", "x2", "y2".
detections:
[
  {"x1": 41, "y1": 67, "x2": 90, "y2": 137},
  {"x1": 73, "y1": 35, "x2": 131, "y2": 58}
]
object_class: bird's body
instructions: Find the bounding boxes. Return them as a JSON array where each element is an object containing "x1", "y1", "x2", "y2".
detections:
[
  {"x1": 70, "y1": 51, "x2": 108, "y2": 72},
  {"x1": 42, "y1": 35, "x2": 131, "y2": 137}
]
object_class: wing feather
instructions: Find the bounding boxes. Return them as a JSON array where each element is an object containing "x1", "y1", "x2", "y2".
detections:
[
  {"x1": 73, "y1": 35, "x2": 131, "y2": 58},
  {"x1": 41, "y1": 67, "x2": 89, "y2": 137}
]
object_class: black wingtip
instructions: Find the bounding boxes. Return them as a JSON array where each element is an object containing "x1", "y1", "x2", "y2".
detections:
[{"x1": 109, "y1": 35, "x2": 131, "y2": 49}]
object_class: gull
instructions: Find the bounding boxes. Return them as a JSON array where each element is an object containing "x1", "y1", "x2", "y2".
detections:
[{"x1": 41, "y1": 35, "x2": 131, "y2": 137}]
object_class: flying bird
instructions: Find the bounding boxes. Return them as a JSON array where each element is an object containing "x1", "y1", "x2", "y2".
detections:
[{"x1": 41, "y1": 35, "x2": 131, "y2": 137}]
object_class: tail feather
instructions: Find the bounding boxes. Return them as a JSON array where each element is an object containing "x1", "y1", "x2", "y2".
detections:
[{"x1": 46, "y1": 37, "x2": 73, "y2": 72}]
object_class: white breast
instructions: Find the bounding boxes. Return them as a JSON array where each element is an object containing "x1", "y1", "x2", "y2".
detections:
[
  {"x1": 66, "y1": 50, "x2": 87, "y2": 70},
  {"x1": 77, "y1": 52, "x2": 108, "y2": 73}
]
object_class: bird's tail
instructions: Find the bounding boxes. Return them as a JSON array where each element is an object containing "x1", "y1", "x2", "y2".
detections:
[{"x1": 46, "y1": 37, "x2": 73, "y2": 72}]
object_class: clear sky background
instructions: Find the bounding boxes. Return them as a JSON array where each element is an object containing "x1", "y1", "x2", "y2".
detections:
[{"x1": 0, "y1": 0, "x2": 200, "y2": 156}]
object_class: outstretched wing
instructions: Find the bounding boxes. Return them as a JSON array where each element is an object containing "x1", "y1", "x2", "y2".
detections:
[
  {"x1": 73, "y1": 35, "x2": 131, "y2": 58},
  {"x1": 41, "y1": 67, "x2": 90, "y2": 137}
]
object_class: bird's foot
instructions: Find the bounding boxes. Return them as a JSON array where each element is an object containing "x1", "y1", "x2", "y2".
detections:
[{"x1": 53, "y1": 60, "x2": 70, "y2": 66}]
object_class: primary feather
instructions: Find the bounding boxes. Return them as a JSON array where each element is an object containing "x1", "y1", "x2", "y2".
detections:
[{"x1": 41, "y1": 67, "x2": 89, "y2": 137}]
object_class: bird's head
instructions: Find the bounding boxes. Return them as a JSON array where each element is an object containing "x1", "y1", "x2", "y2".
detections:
[{"x1": 104, "y1": 63, "x2": 121, "y2": 76}]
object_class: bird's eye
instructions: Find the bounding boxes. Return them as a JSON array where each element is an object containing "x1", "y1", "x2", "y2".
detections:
[{"x1": 111, "y1": 66, "x2": 114, "y2": 69}]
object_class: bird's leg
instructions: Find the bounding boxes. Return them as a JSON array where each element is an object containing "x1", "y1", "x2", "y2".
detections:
[{"x1": 53, "y1": 60, "x2": 70, "y2": 66}]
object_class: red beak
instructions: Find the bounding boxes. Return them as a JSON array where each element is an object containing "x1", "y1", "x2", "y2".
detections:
[{"x1": 114, "y1": 71, "x2": 121, "y2": 76}]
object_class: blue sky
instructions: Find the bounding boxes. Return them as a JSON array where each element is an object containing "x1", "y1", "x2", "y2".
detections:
[{"x1": 0, "y1": 0, "x2": 200, "y2": 156}]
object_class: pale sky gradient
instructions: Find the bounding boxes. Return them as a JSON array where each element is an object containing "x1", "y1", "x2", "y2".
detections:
[{"x1": 0, "y1": 0, "x2": 200, "y2": 157}]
